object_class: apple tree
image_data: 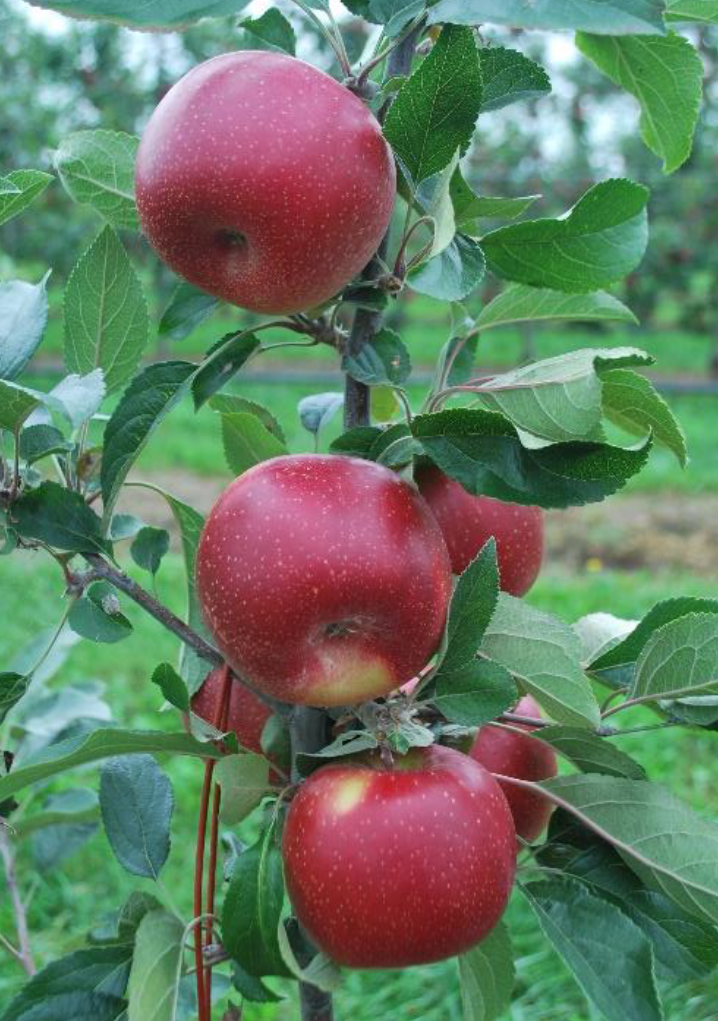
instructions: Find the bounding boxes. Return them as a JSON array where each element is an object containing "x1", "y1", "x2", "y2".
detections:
[{"x1": 1, "y1": 2, "x2": 718, "y2": 1020}]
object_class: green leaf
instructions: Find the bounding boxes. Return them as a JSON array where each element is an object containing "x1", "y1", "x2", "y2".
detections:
[
  {"x1": 222, "y1": 821, "x2": 289, "y2": 977},
  {"x1": 481, "y1": 594, "x2": 601, "y2": 728},
  {"x1": 45, "y1": 369, "x2": 106, "y2": 429},
  {"x1": 577, "y1": 32, "x2": 703, "y2": 174},
  {"x1": 476, "y1": 347, "x2": 652, "y2": 445},
  {"x1": 540, "y1": 774, "x2": 718, "y2": 925},
  {"x1": 535, "y1": 726, "x2": 646, "y2": 779},
  {"x1": 297, "y1": 392, "x2": 344, "y2": 437},
  {"x1": 159, "y1": 281, "x2": 219, "y2": 341},
  {"x1": 14, "y1": 1, "x2": 253, "y2": 28},
  {"x1": 210, "y1": 394, "x2": 285, "y2": 443},
  {"x1": 434, "y1": 659, "x2": 516, "y2": 726},
  {"x1": 384, "y1": 26, "x2": 482, "y2": 185},
  {"x1": 0, "y1": 169, "x2": 53, "y2": 228},
  {"x1": 0, "y1": 274, "x2": 51, "y2": 380},
  {"x1": 277, "y1": 919, "x2": 342, "y2": 992},
  {"x1": 0, "y1": 673, "x2": 29, "y2": 725},
  {"x1": 0, "y1": 728, "x2": 217, "y2": 812},
  {"x1": 412, "y1": 407, "x2": 651, "y2": 508},
  {"x1": 419, "y1": 153, "x2": 461, "y2": 259},
  {"x1": 130, "y1": 526, "x2": 170, "y2": 576},
  {"x1": 602, "y1": 368, "x2": 687, "y2": 466},
  {"x1": 231, "y1": 964, "x2": 283, "y2": 1003},
  {"x1": 479, "y1": 46, "x2": 551, "y2": 112},
  {"x1": 125, "y1": 481, "x2": 208, "y2": 692},
  {"x1": 665, "y1": 0, "x2": 718, "y2": 22},
  {"x1": 12, "y1": 481, "x2": 110, "y2": 555},
  {"x1": 0, "y1": 381, "x2": 41, "y2": 431},
  {"x1": 438, "y1": 539, "x2": 500, "y2": 674},
  {"x1": 53, "y1": 130, "x2": 140, "y2": 229},
  {"x1": 17, "y1": 787, "x2": 99, "y2": 838},
  {"x1": 342, "y1": 328, "x2": 411, "y2": 388},
  {"x1": 221, "y1": 411, "x2": 288, "y2": 476},
  {"x1": 476, "y1": 285, "x2": 638, "y2": 331},
  {"x1": 29, "y1": 788, "x2": 99, "y2": 872},
  {"x1": 151, "y1": 663, "x2": 189, "y2": 712},
  {"x1": 631, "y1": 612, "x2": 718, "y2": 701},
  {"x1": 191, "y1": 331, "x2": 261, "y2": 410},
  {"x1": 409, "y1": 233, "x2": 486, "y2": 300},
  {"x1": 127, "y1": 910, "x2": 184, "y2": 1021},
  {"x1": 0, "y1": 380, "x2": 41, "y2": 431},
  {"x1": 523, "y1": 877, "x2": 662, "y2": 1021},
  {"x1": 368, "y1": 0, "x2": 424, "y2": 35},
  {"x1": 238, "y1": 9, "x2": 297, "y2": 52},
  {"x1": 216, "y1": 754, "x2": 272, "y2": 825},
  {"x1": 296, "y1": 730, "x2": 379, "y2": 775},
  {"x1": 100, "y1": 754, "x2": 173, "y2": 879},
  {"x1": 427, "y1": 0, "x2": 667, "y2": 34},
  {"x1": 19, "y1": 425, "x2": 71, "y2": 464},
  {"x1": 69, "y1": 583, "x2": 133, "y2": 644},
  {"x1": 589, "y1": 597, "x2": 718, "y2": 673},
  {"x1": 0, "y1": 946, "x2": 131, "y2": 1021},
  {"x1": 329, "y1": 426, "x2": 383, "y2": 459},
  {"x1": 90, "y1": 890, "x2": 164, "y2": 946},
  {"x1": 482, "y1": 179, "x2": 649, "y2": 293},
  {"x1": 64, "y1": 226, "x2": 149, "y2": 395},
  {"x1": 574, "y1": 611, "x2": 639, "y2": 666},
  {"x1": 458, "y1": 921, "x2": 515, "y2": 1021},
  {"x1": 101, "y1": 360, "x2": 196, "y2": 529},
  {"x1": 566, "y1": 843, "x2": 718, "y2": 982},
  {"x1": 369, "y1": 422, "x2": 420, "y2": 467},
  {"x1": 450, "y1": 169, "x2": 540, "y2": 227}
]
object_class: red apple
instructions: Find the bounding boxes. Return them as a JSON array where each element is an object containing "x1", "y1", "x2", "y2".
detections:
[
  {"x1": 190, "y1": 667, "x2": 271, "y2": 756},
  {"x1": 135, "y1": 51, "x2": 395, "y2": 315},
  {"x1": 470, "y1": 695, "x2": 557, "y2": 843},
  {"x1": 415, "y1": 464, "x2": 544, "y2": 595},
  {"x1": 282, "y1": 744, "x2": 516, "y2": 967},
  {"x1": 196, "y1": 455, "x2": 452, "y2": 707}
]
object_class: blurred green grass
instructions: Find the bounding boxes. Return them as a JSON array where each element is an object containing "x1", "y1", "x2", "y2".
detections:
[{"x1": 1, "y1": 550, "x2": 716, "y2": 1019}]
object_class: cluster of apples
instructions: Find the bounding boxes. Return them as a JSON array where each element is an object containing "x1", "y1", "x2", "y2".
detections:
[
  {"x1": 192, "y1": 455, "x2": 554, "y2": 968},
  {"x1": 138, "y1": 49, "x2": 555, "y2": 969}
]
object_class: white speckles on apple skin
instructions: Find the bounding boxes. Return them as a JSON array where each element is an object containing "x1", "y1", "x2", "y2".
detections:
[
  {"x1": 195, "y1": 454, "x2": 452, "y2": 707},
  {"x1": 415, "y1": 464, "x2": 545, "y2": 596},
  {"x1": 282, "y1": 744, "x2": 517, "y2": 968},
  {"x1": 135, "y1": 50, "x2": 396, "y2": 315}
]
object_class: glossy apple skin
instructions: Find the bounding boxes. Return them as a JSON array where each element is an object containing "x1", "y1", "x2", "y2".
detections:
[
  {"x1": 283, "y1": 744, "x2": 516, "y2": 967},
  {"x1": 415, "y1": 465, "x2": 544, "y2": 595},
  {"x1": 190, "y1": 667, "x2": 270, "y2": 756},
  {"x1": 135, "y1": 51, "x2": 395, "y2": 315},
  {"x1": 470, "y1": 695, "x2": 558, "y2": 843},
  {"x1": 196, "y1": 455, "x2": 452, "y2": 707}
]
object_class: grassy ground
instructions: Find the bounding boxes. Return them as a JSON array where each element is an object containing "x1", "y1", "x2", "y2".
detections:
[{"x1": 1, "y1": 549, "x2": 717, "y2": 1019}]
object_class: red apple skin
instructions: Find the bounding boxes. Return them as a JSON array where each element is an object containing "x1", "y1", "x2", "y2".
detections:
[
  {"x1": 470, "y1": 695, "x2": 558, "y2": 843},
  {"x1": 282, "y1": 744, "x2": 516, "y2": 968},
  {"x1": 190, "y1": 667, "x2": 270, "y2": 757},
  {"x1": 415, "y1": 464, "x2": 544, "y2": 595},
  {"x1": 135, "y1": 51, "x2": 396, "y2": 315},
  {"x1": 196, "y1": 455, "x2": 452, "y2": 707}
]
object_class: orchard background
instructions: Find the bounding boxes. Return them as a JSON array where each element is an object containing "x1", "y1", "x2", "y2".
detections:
[{"x1": 1, "y1": 0, "x2": 718, "y2": 1020}]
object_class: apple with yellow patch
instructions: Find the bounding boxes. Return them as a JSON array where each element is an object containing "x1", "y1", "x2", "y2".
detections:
[
  {"x1": 196, "y1": 455, "x2": 452, "y2": 706},
  {"x1": 282, "y1": 744, "x2": 516, "y2": 967}
]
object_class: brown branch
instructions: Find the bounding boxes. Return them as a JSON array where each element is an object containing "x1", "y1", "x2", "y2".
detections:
[
  {"x1": 80, "y1": 554, "x2": 292, "y2": 718},
  {"x1": 0, "y1": 826, "x2": 35, "y2": 976},
  {"x1": 343, "y1": 26, "x2": 422, "y2": 432}
]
